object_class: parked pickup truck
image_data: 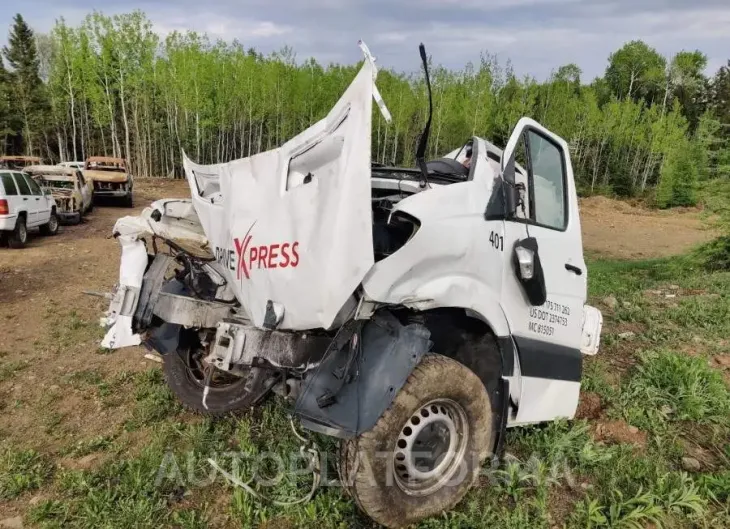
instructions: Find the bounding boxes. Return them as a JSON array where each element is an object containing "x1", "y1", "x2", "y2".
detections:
[
  {"x1": 0, "y1": 169, "x2": 59, "y2": 248},
  {"x1": 25, "y1": 164, "x2": 93, "y2": 224},
  {"x1": 83, "y1": 156, "x2": 133, "y2": 207}
]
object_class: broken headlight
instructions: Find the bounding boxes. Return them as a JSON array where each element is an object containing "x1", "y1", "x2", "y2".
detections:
[{"x1": 373, "y1": 210, "x2": 420, "y2": 262}]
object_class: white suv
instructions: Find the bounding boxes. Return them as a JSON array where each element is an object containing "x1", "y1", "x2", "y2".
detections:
[{"x1": 0, "y1": 170, "x2": 59, "y2": 248}]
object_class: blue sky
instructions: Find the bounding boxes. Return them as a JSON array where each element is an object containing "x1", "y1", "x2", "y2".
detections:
[{"x1": 3, "y1": 0, "x2": 729, "y2": 80}]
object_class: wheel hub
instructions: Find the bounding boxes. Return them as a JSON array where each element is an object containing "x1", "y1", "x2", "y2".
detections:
[{"x1": 393, "y1": 399, "x2": 469, "y2": 496}]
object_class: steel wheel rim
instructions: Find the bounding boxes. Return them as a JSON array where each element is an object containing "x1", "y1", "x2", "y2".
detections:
[
  {"x1": 393, "y1": 398, "x2": 469, "y2": 496},
  {"x1": 183, "y1": 347, "x2": 245, "y2": 392},
  {"x1": 19, "y1": 223, "x2": 27, "y2": 242},
  {"x1": 49, "y1": 215, "x2": 58, "y2": 232}
]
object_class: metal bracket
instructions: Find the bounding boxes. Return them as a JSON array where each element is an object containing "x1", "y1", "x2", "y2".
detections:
[{"x1": 207, "y1": 322, "x2": 247, "y2": 371}]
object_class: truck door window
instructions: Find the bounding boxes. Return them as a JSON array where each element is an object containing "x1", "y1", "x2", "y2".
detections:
[
  {"x1": 13, "y1": 173, "x2": 31, "y2": 195},
  {"x1": 512, "y1": 135, "x2": 531, "y2": 220},
  {"x1": 25, "y1": 175, "x2": 43, "y2": 196},
  {"x1": 1, "y1": 172, "x2": 18, "y2": 195},
  {"x1": 526, "y1": 131, "x2": 566, "y2": 230}
]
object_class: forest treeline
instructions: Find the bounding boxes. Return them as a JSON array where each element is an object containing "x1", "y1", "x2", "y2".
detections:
[{"x1": 1, "y1": 11, "x2": 730, "y2": 206}]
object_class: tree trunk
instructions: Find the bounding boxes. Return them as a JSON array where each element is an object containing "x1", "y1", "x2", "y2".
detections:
[{"x1": 119, "y1": 67, "x2": 131, "y2": 167}]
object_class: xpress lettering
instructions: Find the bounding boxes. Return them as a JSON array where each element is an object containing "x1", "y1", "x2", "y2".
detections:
[{"x1": 218, "y1": 226, "x2": 300, "y2": 281}]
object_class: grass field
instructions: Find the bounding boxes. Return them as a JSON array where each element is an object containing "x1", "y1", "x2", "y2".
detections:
[
  {"x1": 0, "y1": 181, "x2": 728, "y2": 528},
  {"x1": 0, "y1": 253, "x2": 725, "y2": 528}
]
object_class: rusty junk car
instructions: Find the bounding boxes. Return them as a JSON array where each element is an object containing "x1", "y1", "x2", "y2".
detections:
[
  {"x1": 0, "y1": 155, "x2": 42, "y2": 170},
  {"x1": 24, "y1": 165, "x2": 93, "y2": 224},
  {"x1": 83, "y1": 156, "x2": 134, "y2": 207}
]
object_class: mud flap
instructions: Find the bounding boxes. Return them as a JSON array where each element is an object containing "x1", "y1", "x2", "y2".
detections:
[
  {"x1": 142, "y1": 279, "x2": 189, "y2": 355},
  {"x1": 294, "y1": 311, "x2": 432, "y2": 439}
]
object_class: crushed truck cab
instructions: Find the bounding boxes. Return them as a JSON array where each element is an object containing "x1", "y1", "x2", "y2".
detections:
[{"x1": 100, "y1": 42, "x2": 602, "y2": 529}]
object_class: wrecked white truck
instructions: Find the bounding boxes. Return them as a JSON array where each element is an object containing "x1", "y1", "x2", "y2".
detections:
[{"x1": 100, "y1": 44, "x2": 603, "y2": 528}]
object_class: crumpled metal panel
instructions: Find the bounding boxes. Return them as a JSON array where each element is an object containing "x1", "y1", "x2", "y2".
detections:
[{"x1": 294, "y1": 311, "x2": 432, "y2": 438}]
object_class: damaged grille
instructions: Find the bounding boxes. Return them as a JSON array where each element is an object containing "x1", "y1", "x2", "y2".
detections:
[
  {"x1": 55, "y1": 196, "x2": 74, "y2": 212},
  {"x1": 94, "y1": 181, "x2": 126, "y2": 191}
]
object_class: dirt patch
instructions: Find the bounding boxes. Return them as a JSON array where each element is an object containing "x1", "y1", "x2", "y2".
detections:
[
  {"x1": 575, "y1": 391, "x2": 603, "y2": 420},
  {"x1": 592, "y1": 420, "x2": 647, "y2": 448},
  {"x1": 547, "y1": 485, "x2": 584, "y2": 527},
  {"x1": 0, "y1": 178, "x2": 189, "y2": 456},
  {"x1": 713, "y1": 355, "x2": 730, "y2": 369},
  {"x1": 580, "y1": 196, "x2": 717, "y2": 260}
]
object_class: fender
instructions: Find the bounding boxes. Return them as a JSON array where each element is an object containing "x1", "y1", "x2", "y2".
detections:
[
  {"x1": 294, "y1": 311, "x2": 431, "y2": 438},
  {"x1": 364, "y1": 275, "x2": 511, "y2": 337}
]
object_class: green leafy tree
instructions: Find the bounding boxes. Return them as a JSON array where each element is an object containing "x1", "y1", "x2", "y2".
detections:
[
  {"x1": 3, "y1": 13, "x2": 48, "y2": 155},
  {"x1": 0, "y1": 58, "x2": 14, "y2": 154},
  {"x1": 605, "y1": 40, "x2": 666, "y2": 104}
]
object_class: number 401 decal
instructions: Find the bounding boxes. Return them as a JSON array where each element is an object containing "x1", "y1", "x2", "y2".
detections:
[{"x1": 489, "y1": 231, "x2": 504, "y2": 251}]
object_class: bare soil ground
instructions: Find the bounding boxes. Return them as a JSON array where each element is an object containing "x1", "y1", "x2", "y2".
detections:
[
  {"x1": 579, "y1": 195, "x2": 717, "y2": 259},
  {"x1": 0, "y1": 179, "x2": 190, "y2": 452},
  {"x1": 0, "y1": 180, "x2": 724, "y2": 525}
]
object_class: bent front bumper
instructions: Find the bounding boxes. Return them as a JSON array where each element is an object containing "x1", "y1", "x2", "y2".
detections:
[{"x1": 93, "y1": 189, "x2": 130, "y2": 198}]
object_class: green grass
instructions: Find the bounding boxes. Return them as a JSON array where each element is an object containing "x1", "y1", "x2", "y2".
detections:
[
  {"x1": 15, "y1": 250, "x2": 730, "y2": 528},
  {"x1": 619, "y1": 351, "x2": 730, "y2": 430},
  {"x1": 0, "y1": 446, "x2": 54, "y2": 499},
  {"x1": 125, "y1": 369, "x2": 182, "y2": 430}
]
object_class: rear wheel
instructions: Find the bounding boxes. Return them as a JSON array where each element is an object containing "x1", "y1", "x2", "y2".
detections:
[
  {"x1": 123, "y1": 193, "x2": 133, "y2": 208},
  {"x1": 40, "y1": 211, "x2": 59, "y2": 235},
  {"x1": 8, "y1": 216, "x2": 28, "y2": 248},
  {"x1": 162, "y1": 334, "x2": 268, "y2": 416},
  {"x1": 339, "y1": 354, "x2": 493, "y2": 528}
]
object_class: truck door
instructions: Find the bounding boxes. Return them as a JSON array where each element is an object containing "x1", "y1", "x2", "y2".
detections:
[
  {"x1": 12, "y1": 172, "x2": 40, "y2": 227},
  {"x1": 498, "y1": 118, "x2": 587, "y2": 424},
  {"x1": 24, "y1": 174, "x2": 51, "y2": 225}
]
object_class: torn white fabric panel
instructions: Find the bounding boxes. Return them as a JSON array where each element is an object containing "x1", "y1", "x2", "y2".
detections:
[
  {"x1": 101, "y1": 236, "x2": 147, "y2": 349},
  {"x1": 183, "y1": 60, "x2": 376, "y2": 331}
]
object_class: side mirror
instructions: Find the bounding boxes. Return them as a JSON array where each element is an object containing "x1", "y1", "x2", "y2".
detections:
[{"x1": 513, "y1": 237, "x2": 546, "y2": 306}]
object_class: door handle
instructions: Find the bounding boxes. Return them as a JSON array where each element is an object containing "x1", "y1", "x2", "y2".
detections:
[
  {"x1": 35, "y1": 197, "x2": 40, "y2": 201},
  {"x1": 23, "y1": 197, "x2": 28, "y2": 200},
  {"x1": 565, "y1": 263, "x2": 583, "y2": 275}
]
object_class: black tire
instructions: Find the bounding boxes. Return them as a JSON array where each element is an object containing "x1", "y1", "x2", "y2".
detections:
[
  {"x1": 123, "y1": 193, "x2": 133, "y2": 208},
  {"x1": 40, "y1": 211, "x2": 59, "y2": 235},
  {"x1": 8, "y1": 216, "x2": 28, "y2": 248},
  {"x1": 162, "y1": 344, "x2": 267, "y2": 416},
  {"x1": 339, "y1": 354, "x2": 493, "y2": 528}
]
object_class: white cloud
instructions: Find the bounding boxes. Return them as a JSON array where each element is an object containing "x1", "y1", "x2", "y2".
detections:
[
  {"x1": 250, "y1": 21, "x2": 291, "y2": 38},
  {"x1": 5, "y1": 0, "x2": 730, "y2": 80}
]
